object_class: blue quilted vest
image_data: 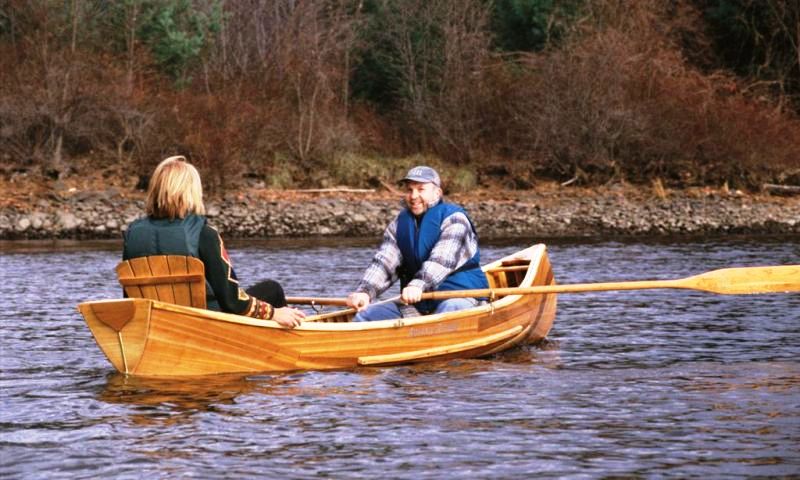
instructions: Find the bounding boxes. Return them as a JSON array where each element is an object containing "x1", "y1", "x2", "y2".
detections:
[
  {"x1": 396, "y1": 202, "x2": 489, "y2": 313},
  {"x1": 123, "y1": 214, "x2": 219, "y2": 310}
]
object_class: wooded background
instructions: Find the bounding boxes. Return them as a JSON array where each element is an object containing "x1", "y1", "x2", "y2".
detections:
[{"x1": 1, "y1": 0, "x2": 799, "y2": 192}]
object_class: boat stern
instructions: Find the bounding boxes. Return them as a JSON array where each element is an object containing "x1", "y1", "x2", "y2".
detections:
[{"x1": 77, "y1": 298, "x2": 153, "y2": 374}]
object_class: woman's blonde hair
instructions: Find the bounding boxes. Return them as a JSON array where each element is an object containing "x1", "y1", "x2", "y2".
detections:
[{"x1": 145, "y1": 156, "x2": 206, "y2": 219}]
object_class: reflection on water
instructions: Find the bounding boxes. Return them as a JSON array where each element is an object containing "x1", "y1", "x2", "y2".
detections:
[
  {"x1": 1, "y1": 236, "x2": 799, "y2": 478},
  {"x1": 102, "y1": 372, "x2": 253, "y2": 403}
]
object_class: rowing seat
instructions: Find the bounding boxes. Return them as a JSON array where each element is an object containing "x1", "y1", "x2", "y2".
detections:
[
  {"x1": 486, "y1": 258, "x2": 531, "y2": 289},
  {"x1": 116, "y1": 255, "x2": 206, "y2": 308}
]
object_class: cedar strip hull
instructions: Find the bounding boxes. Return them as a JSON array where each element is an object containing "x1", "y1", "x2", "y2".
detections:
[{"x1": 78, "y1": 244, "x2": 557, "y2": 377}]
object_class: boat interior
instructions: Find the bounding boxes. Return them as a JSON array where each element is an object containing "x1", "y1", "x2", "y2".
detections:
[
  {"x1": 112, "y1": 254, "x2": 534, "y2": 324},
  {"x1": 272, "y1": 256, "x2": 533, "y2": 323}
]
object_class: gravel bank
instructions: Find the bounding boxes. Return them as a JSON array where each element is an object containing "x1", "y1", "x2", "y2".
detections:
[{"x1": 1, "y1": 187, "x2": 797, "y2": 240}]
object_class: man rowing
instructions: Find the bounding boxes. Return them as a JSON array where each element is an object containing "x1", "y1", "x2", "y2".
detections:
[{"x1": 346, "y1": 166, "x2": 489, "y2": 321}]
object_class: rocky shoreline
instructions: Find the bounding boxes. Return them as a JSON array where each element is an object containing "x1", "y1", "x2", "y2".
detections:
[{"x1": 1, "y1": 186, "x2": 798, "y2": 241}]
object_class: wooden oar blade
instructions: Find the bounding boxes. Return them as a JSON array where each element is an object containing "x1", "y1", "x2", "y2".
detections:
[{"x1": 688, "y1": 265, "x2": 800, "y2": 295}]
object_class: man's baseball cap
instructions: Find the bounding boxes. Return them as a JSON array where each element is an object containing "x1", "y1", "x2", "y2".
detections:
[{"x1": 400, "y1": 166, "x2": 441, "y2": 187}]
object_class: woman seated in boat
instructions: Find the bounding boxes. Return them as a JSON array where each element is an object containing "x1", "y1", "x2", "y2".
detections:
[
  {"x1": 123, "y1": 155, "x2": 305, "y2": 328},
  {"x1": 346, "y1": 166, "x2": 489, "y2": 321}
]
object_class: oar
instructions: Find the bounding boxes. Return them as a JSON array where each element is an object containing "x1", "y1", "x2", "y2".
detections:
[
  {"x1": 285, "y1": 295, "x2": 403, "y2": 320},
  {"x1": 423, "y1": 264, "x2": 800, "y2": 300},
  {"x1": 286, "y1": 296, "x2": 351, "y2": 306},
  {"x1": 286, "y1": 295, "x2": 401, "y2": 308},
  {"x1": 288, "y1": 265, "x2": 799, "y2": 306}
]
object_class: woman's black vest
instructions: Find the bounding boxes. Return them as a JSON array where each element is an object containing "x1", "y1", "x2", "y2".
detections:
[{"x1": 123, "y1": 214, "x2": 219, "y2": 309}]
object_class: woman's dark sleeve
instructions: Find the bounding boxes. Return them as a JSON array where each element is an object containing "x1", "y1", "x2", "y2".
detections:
[{"x1": 197, "y1": 225, "x2": 274, "y2": 319}]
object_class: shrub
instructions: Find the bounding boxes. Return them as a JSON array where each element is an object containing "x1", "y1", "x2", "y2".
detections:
[{"x1": 487, "y1": 0, "x2": 800, "y2": 188}]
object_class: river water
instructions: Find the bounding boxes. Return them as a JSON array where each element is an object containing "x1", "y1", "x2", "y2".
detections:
[{"x1": 1, "y1": 236, "x2": 798, "y2": 479}]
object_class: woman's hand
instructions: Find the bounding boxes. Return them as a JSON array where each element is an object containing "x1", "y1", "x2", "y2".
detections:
[{"x1": 272, "y1": 306, "x2": 305, "y2": 328}]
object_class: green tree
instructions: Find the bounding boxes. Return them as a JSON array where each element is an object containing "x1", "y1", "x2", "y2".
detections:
[
  {"x1": 701, "y1": 0, "x2": 800, "y2": 107},
  {"x1": 349, "y1": 0, "x2": 405, "y2": 109},
  {"x1": 137, "y1": 0, "x2": 222, "y2": 86},
  {"x1": 490, "y1": 0, "x2": 584, "y2": 52}
]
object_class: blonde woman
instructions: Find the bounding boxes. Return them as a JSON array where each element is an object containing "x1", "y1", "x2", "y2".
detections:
[{"x1": 123, "y1": 156, "x2": 304, "y2": 328}]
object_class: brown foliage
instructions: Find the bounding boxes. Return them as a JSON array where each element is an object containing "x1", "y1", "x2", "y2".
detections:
[
  {"x1": 374, "y1": 0, "x2": 494, "y2": 163},
  {"x1": 0, "y1": 1, "x2": 158, "y2": 179},
  {"x1": 204, "y1": 1, "x2": 359, "y2": 171},
  {"x1": 1, "y1": 0, "x2": 798, "y2": 192},
  {"x1": 488, "y1": 0, "x2": 800, "y2": 188}
]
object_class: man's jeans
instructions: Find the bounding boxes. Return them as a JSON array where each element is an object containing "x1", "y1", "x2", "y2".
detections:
[{"x1": 354, "y1": 298, "x2": 479, "y2": 322}]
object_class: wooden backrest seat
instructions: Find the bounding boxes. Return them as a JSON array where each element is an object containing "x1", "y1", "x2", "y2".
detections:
[{"x1": 116, "y1": 255, "x2": 206, "y2": 308}]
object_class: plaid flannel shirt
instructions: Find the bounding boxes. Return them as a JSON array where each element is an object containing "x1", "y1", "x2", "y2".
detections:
[{"x1": 354, "y1": 204, "x2": 479, "y2": 300}]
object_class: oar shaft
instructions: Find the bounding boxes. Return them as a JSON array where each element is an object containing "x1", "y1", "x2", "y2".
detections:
[
  {"x1": 421, "y1": 280, "x2": 684, "y2": 300},
  {"x1": 287, "y1": 281, "x2": 683, "y2": 305},
  {"x1": 423, "y1": 264, "x2": 800, "y2": 299},
  {"x1": 286, "y1": 296, "x2": 350, "y2": 306},
  {"x1": 287, "y1": 295, "x2": 402, "y2": 307}
]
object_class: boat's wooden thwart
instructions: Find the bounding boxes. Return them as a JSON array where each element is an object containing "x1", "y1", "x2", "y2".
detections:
[{"x1": 78, "y1": 244, "x2": 558, "y2": 377}]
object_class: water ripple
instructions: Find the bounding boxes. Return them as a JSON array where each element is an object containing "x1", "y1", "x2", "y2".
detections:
[{"x1": 1, "y1": 236, "x2": 798, "y2": 478}]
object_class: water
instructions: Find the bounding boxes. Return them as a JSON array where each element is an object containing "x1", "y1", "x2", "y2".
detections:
[{"x1": 1, "y1": 236, "x2": 799, "y2": 479}]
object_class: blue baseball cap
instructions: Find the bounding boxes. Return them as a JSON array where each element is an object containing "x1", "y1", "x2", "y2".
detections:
[{"x1": 401, "y1": 166, "x2": 441, "y2": 187}]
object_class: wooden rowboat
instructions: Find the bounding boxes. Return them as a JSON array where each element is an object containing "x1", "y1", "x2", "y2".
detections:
[{"x1": 77, "y1": 243, "x2": 557, "y2": 377}]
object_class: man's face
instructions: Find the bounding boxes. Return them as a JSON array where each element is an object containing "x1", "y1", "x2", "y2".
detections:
[{"x1": 404, "y1": 181, "x2": 440, "y2": 216}]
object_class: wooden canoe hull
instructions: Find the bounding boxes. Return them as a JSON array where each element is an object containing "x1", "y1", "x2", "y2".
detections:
[{"x1": 78, "y1": 244, "x2": 557, "y2": 376}]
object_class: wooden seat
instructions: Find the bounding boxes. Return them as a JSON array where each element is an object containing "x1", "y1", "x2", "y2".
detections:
[
  {"x1": 116, "y1": 255, "x2": 206, "y2": 308},
  {"x1": 486, "y1": 258, "x2": 531, "y2": 289}
]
